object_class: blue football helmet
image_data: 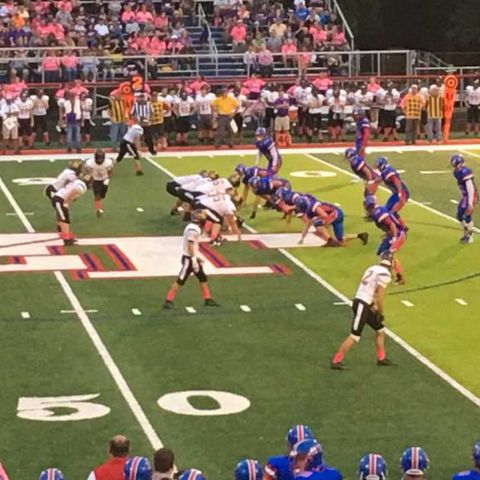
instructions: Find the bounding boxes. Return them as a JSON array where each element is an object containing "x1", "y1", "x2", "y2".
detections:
[
  {"x1": 363, "y1": 194, "x2": 377, "y2": 210},
  {"x1": 235, "y1": 163, "x2": 246, "y2": 175},
  {"x1": 293, "y1": 195, "x2": 310, "y2": 213},
  {"x1": 358, "y1": 454, "x2": 387, "y2": 480},
  {"x1": 235, "y1": 459, "x2": 263, "y2": 480},
  {"x1": 255, "y1": 127, "x2": 267, "y2": 138},
  {"x1": 179, "y1": 469, "x2": 206, "y2": 480},
  {"x1": 400, "y1": 447, "x2": 429, "y2": 475},
  {"x1": 124, "y1": 456, "x2": 152, "y2": 480},
  {"x1": 286, "y1": 425, "x2": 315, "y2": 450},
  {"x1": 450, "y1": 154, "x2": 465, "y2": 168},
  {"x1": 375, "y1": 157, "x2": 389, "y2": 171},
  {"x1": 248, "y1": 176, "x2": 261, "y2": 190},
  {"x1": 472, "y1": 441, "x2": 480, "y2": 466},
  {"x1": 274, "y1": 186, "x2": 290, "y2": 202},
  {"x1": 290, "y1": 439, "x2": 323, "y2": 470},
  {"x1": 39, "y1": 469, "x2": 64, "y2": 480},
  {"x1": 344, "y1": 148, "x2": 356, "y2": 160}
]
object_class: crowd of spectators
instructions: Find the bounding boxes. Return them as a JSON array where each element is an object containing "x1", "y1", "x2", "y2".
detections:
[
  {"x1": 221, "y1": 0, "x2": 349, "y2": 77},
  {"x1": 0, "y1": 0, "x2": 197, "y2": 83},
  {"x1": 0, "y1": 429, "x2": 479, "y2": 480}
]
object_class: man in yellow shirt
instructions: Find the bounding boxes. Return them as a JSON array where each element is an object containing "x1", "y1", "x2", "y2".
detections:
[
  {"x1": 150, "y1": 91, "x2": 167, "y2": 151},
  {"x1": 400, "y1": 84, "x2": 425, "y2": 145},
  {"x1": 212, "y1": 88, "x2": 239, "y2": 148}
]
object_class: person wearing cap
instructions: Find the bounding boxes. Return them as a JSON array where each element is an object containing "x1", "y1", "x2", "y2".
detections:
[
  {"x1": 212, "y1": 88, "x2": 239, "y2": 149},
  {"x1": 331, "y1": 255, "x2": 395, "y2": 369},
  {"x1": 400, "y1": 84, "x2": 425, "y2": 145},
  {"x1": 87, "y1": 435, "x2": 130, "y2": 480}
]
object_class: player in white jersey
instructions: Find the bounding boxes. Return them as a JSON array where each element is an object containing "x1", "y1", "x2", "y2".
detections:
[
  {"x1": 195, "y1": 85, "x2": 215, "y2": 144},
  {"x1": 45, "y1": 160, "x2": 83, "y2": 200},
  {"x1": 84, "y1": 149, "x2": 114, "y2": 217},
  {"x1": 51, "y1": 172, "x2": 92, "y2": 245},
  {"x1": 15, "y1": 91, "x2": 34, "y2": 149},
  {"x1": 164, "y1": 210, "x2": 220, "y2": 309},
  {"x1": 115, "y1": 119, "x2": 144, "y2": 175},
  {"x1": 195, "y1": 191, "x2": 241, "y2": 245},
  {"x1": 30, "y1": 89, "x2": 50, "y2": 145},
  {"x1": 465, "y1": 79, "x2": 480, "y2": 135},
  {"x1": 80, "y1": 93, "x2": 94, "y2": 145},
  {"x1": 331, "y1": 255, "x2": 394, "y2": 369}
]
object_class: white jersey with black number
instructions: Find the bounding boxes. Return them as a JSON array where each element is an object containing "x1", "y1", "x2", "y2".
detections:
[
  {"x1": 55, "y1": 179, "x2": 87, "y2": 202},
  {"x1": 355, "y1": 265, "x2": 392, "y2": 305},
  {"x1": 195, "y1": 178, "x2": 233, "y2": 196},
  {"x1": 198, "y1": 193, "x2": 236, "y2": 216},
  {"x1": 51, "y1": 168, "x2": 77, "y2": 191},
  {"x1": 183, "y1": 177, "x2": 212, "y2": 192},
  {"x1": 182, "y1": 222, "x2": 201, "y2": 256},
  {"x1": 174, "y1": 174, "x2": 203, "y2": 186},
  {"x1": 465, "y1": 86, "x2": 480, "y2": 106},
  {"x1": 84, "y1": 158, "x2": 114, "y2": 181},
  {"x1": 16, "y1": 98, "x2": 34, "y2": 119},
  {"x1": 195, "y1": 93, "x2": 215, "y2": 115},
  {"x1": 123, "y1": 124, "x2": 144, "y2": 143}
]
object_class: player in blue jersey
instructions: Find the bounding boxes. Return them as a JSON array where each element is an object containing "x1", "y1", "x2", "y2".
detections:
[
  {"x1": 291, "y1": 439, "x2": 342, "y2": 480},
  {"x1": 249, "y1": 175, "x2": 291, "y2": 219},
  {"x1": 354, "y1": 108, "x2": 370, "y2": 158},
  {"x1": 294, "y1": 194, "x2": 368, "y2": 247},
  {"x1": 358, "y1": 454, "x2": 387, "y2": 480},
  {"x1": 264, "y1": 425, "x2": 315, "y2": 480},
  {"x1": 452, "y1": 441, "x2": 480, "y2": 480},
  {"x1": 364, "y1": 195, "x2": 406, "y2": 284},
  {"x1": 451, "y1": 154, "x2": 478, "y2": 243},
  {"x1": 274, "y1": 186, "x2": 302, "y2": 222},
  {"x1": 400, "y1": 447, "x2": 429, "y2": 480},
  {"x1": 236, "y1": 163, "x2": 271, "y2": 204},
  {"x1": 375, "y1": 156, "x2": 409, "y2": 228},
  {"x1": 344, "y1": 148, "x2": 378, "y2": 196},
  {"x1": 255, "y1": 127, "x2": 283, "y2": 174},
  {"x1": 235, "y1": 459, "x2": 263, "y2": 480}
]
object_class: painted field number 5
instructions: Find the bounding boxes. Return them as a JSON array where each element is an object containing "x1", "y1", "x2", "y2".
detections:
[{"x1": 17, "y1": 394, "x2": 111, "y2": 422}]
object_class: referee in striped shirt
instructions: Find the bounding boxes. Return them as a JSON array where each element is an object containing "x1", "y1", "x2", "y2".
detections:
[{"x1": 131, "y1": 93, "x2": 156, "y2": 155}]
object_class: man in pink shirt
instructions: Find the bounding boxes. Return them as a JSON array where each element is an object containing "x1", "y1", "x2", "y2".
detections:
[
  {"x1": 310, "y1": 22, "x2": 327, "y2": 48},
  {"x1": 62, "y1": 52, "x2": 79, "y2": 81},
  {"x1": 135, "y1": 5, "x2": 153, "y2": 26},
  {"x1": 367, "y1": 76, "x2": 381, "y2": 94},
  {"x1": 42, "y1": 54, "x2": 61, "y2": 82},
  {"x1": 147, "y1": 34, "x2": 166, "y2": 56},
  {"x1": 230, "y1": 19, "x2": 247, "y2": 52},
  {"x1": 243, "y1": 73, "x2": 265, "y2": 100},
  {"x1": 281, "y1": 38, "x2": 297, "y2": 68},
  {"x1": 313, "y1": 70, "x2": 333, "y2": 93},
  {"x1": 121, "y1": 4, "x2": 135, "y2": 23},
  {"x1": 257, "y1": 45, "x2": 274, "y2": 77},
  {"x1": 332, "y1": 25, "x2": 347, "y2": 50},
  {"x1": 70, "y1": 79, "x2": 88, "y2": 97}
]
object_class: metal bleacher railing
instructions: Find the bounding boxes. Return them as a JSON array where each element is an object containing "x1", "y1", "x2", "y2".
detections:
[{"x1": 326, "y1": 0, "x2": 355, "y2": 51}]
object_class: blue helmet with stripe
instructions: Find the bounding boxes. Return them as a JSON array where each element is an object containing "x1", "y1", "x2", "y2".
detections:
[
  {"x1": 375, "y1": 157, "x2": 389, "y2": 171},
  {"x1": 124, "y1": 456, "x2": 152, "y2": 480},
  {"x1": 344, "y1": 148, "x2": 356, "y2": 160},
  {"x1": 294, "y1": 195, "x2": 310, "y2": 213},
  {"x1": 358, "y1": 454, "x2": 387, "y2": 480},
  {"x1": 255, "y1": 127, "x2": 267, "y2": 138},
  {"x1": 363, "y1": 194, "x2": 377, "y2": 211},
  {"x1": 472, "y1": 441, "x2": 480, "y2": 467},
  {"x1": 248, "y1": 176, "x2": 262, "y2": 191},
  {"x1": 179, "y1": 469, "x2": 206, "y2": 480},
  {"x1": 234, "y1": 459, "x2": 263, "y2": 480},
  {"x1": 450, "y1": 154, "x2": 465, "y2": 168},
  {"x1": 235, "y1": 163, "x2": 246, "y2": 175},
  {"x1": 286, "y1": 425, "x2": 315, "y2": 450},
  {"x1": 39, "y1": 468, "x2": 64, "y2": 480},
  {"x1": 400, "y1": 447, "x2": 429, "y2": 476},
  {"x1": 274, "y1": 186, "x2": 291, "y2": 202},
  {"x1": 290, "y1": 439, "x2": 323, "y2": 470}
]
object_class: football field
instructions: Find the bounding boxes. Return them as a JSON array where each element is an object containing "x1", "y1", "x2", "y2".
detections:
[{"x1": 1, "y1": 146, "x2": 480, "y2": 479}]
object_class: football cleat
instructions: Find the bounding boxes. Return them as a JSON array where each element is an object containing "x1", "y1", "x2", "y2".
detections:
[
  {"x1": 64, "y1": 238, "x2": 78, "y2": 246},
  {"x1": 358, "y1": 453, "x2": 387, "y2": 480},
  {"x1": 39, "y1": 468, "x2": 64, "y2": 480},
  {"x1": 204, "y1": 298, "x2": 220, "y2": 307},
  {"x1": 249, "y1": 211, "x2": 257, "y2": 220},
  {"x1": 377, "y1": 358, "x2": 395, "y2": 366},
  {"x1": 136, "y1": 170, "x2": 144, "y2": 176},
  {"x1": 460, "y1": 235, "x2": 474, "y2": 244},
  {"x1": 163, "y1": 300, "x2": 174, "y2": 310},
  {"x1": 358, "y1": 232, "x2": 369, "y2": 245},
  {"x1": 234, "y1": 459, "x2": 263, "y2": 480},
  {"x1": 96, "y1": 209, "x2": 104, "y2": 218},
  {"x1": 330, "y1": 361, "x2": 348, "y2": 370},
  {"x1": 400, "y1": 447, "x2": 430, "y2": 476},
  {"x1": 286, "y1": 425, "x2": 315, "y2": 450},
  {"x1": 124, "y1": 456, "x2": 152, "y2": 480}
]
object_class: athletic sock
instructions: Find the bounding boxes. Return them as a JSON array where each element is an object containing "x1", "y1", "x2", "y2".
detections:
[
  {"x1": 201, "y1": 283, "x2": 211, "y2": 300},
  {"x1": 94, "y1": 200, "x2": 101, "y2": 211},
  {"x1": 332, "y1": 351, "x2": 344, "y2": 364},
  {"x1": 166, "y1": 288, "x2": 176, "y2": 302},
  {"x1": 377, "y1": 348, "x2": 386, "y2": 361}
]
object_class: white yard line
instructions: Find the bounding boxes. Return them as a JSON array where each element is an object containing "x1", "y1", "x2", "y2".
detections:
[
  {"x1": 0, "y1": 177, "x2": 163, "y2": 450},
  {"x1": 185, "y1": 306, "x2": 197, "y2": 314},
  {"x1": 21, "y1": 311, "x2": 30, "y2": 319},
  {"x1": 147, "y1": 158, "x2": 480, "y2": 410},
  {"x1": 455, "y1": 298, "x2": 468, "y2": 306},
  {"x1": 401, "y1": 300, "x2": 415, "y2": 308},
  {"x1": 131, "y1": 308, "x2": 142, "y2": 316},
  {"x1": 460, "y1": 149, "x2": 480, "y2": 160},
  {"x1": 295, "y1": 303, "x2": 306, "y2": 311},
  {"x1": 240, "y1": 305, "x2": 251, "y2": 312}
]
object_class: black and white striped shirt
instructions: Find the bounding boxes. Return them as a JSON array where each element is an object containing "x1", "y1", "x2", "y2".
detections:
[{"x1": 131, "y1": 102, "x2": 152, "y2": 124}]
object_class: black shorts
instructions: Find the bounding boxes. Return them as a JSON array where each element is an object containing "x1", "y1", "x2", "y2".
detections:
[
  {"x1": 52, "y1": 196, "x2": 70, "y2": 223},
  {"x1": 467, "y1": 106, "x2": 480, "y2": 123},
  {"x1": 328, "y1": 113, "x2": 344, "y2": 128},
  {"x1": 150, "y1": 123, "x2": 165, "y2": 139},
  {"x1": 176, "y1": 116, "x2": 191, "y2": 134},
  {"x1": 194, "y1": 202, "x2": 223, "y2": 224},
  {"x1": 81, "y1": 122, "x2": 90, "y2": 135},
  {"x1": 34, "y1": 115, "x2": 47, "y2": 133},
  {"x1": 381, "y1": 110, "x2": 397, "y2": 128},
  {"x1": 350, "y1": 298, "x2": 384, "y2": 338},
  {"x1": 116, "y1": 139, "x2": 139, "y2": 162},
  {"x1": 233, "y1": 113, "x2": 243, "y2": 132},
  {"x1": 164, "y1": 116, "x2": 175, "y2": 133},
  {"x1": 45, "y1": 184, "x2": 56, "y2": 201},
  {"x1": 177, "y1": 188, "x2": 197, "y2": 204},
  {"x1": 306, "y1": 112, "x2": 322, "y2": 130},
  {"x1": 166, "y1": 180, "x2": 181, "y2": 197},
  {"x1": 19, "y1": 118, "x2": 32, "y2": 136},
  {"x1": 176, "y1": 254, "x2": 207, "y2": 285},
  {"x1": 198, "y1": 114, "x2": 213, "y2": 130},
  {"x1": 93, "y1": 180, "x2": 108, "y2": 199}
]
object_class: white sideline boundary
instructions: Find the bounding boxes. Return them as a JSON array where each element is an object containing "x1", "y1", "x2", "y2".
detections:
[
  {"x1": 0, "y1": 177, "x2": 163, "y2": 450},
  {"x1": 145, "y1": 156, "x2": 480, "y2": 409}
]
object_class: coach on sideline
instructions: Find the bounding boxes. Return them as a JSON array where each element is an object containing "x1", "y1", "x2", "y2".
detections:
[
  {"x1": 212, "y1": 87, "x2": 239, "y2": 149},
  {"x1": 87, "y1": 435, "x2": 130, "y2": 480}
]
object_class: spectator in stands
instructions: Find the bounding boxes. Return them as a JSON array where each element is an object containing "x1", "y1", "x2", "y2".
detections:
[
  {"x1": 257, "y1": 45, "x2": 274, "y2": 77},
  {"x1": 295, "y1": 2, "x2": 310, "y2": 22},
  {"x1": 243, "y1": 73, "x2": 265, "y2": 100},
  {"x1": 87, "y1": 435, "x2": 130, "y2": 480},
  {"x1": 42, "y1": 51, "x2": 61, "y2": 82},
  {"x1": 465, "y1": 79, "x2": 480, "y2": 136},
  {"x1": 80, "y1": 47, "x2": 100, "y2": 81},
  {"x1": 331, "y1": 25, "x2": 347, "y2": 50},
  {"x1": 230, "y1": 19, "x2": 247, "y2": 52},
  {"x1": 269, "y1": 18, "x2": 287, "y2": 39},
  {"x1": 401, "y1": 84, "x2": 425, "y2": 145},
  {"x1": 213, "y1": 87, "x2": 238, "y2": 148},
  {"x1": 61, "y1": 50, "x2": 79, "y2": 81},
  {"x1": 281, "y1": 38, "x2": 297, "y2": 68},
  {"x1": 152, "y1": 447, "x2": 175, "y2": 480},
  {"x1": 313, "y1": 70, "x2": 333, "y2": 95},
  {"x1": 425, "y1": 85, "x2": 444, "y2": 144},
  {"x1": 367, "y1": 76, "x2": 381, "y2": 94},
  {"x1": 94, "y1": 17, "x2": 110, "y2": 42},
  {"x1": 64, "y1": 90, "x2": 82, "y2": 153},
  {"x1": 243, "y1": 45, "x2": 257, "y2": 75},
  {"x1": 310, "y1": 21, "x2": 327, "y2": 49}
]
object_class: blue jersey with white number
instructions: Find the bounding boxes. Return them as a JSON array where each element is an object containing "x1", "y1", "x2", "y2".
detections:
[
  {"x1": 371, "y1": 206, "x2": 404, "y2": 234},
  {"x1": 243, "y1": 167, "x2": 260, "y2": 186},
  {"x1": 454, "y1": 166, "x2": 478, "y2": 199},
  {"x1": 253, "y1": 176, "x2": 275, "y2": 195},
  {"x1": 350, "y1": 155, "x2": 377, "y2": 181},
  {"x1": 295, "y1": 466, "x2": 342, "y2": 480},
  {"x1": 256, "y1": 137, "x2": 282, "y2": 171},
  {"x1": 452, "y1": 470, "x2": 480, "y2": 480},
  {"x1": 265, "y1": 456, "x2": 293, "y2": 480},
  {"x1": 380, "y1": 166, "x2": 409, "y2": 197}
]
